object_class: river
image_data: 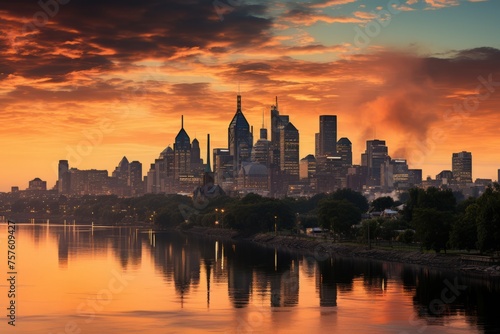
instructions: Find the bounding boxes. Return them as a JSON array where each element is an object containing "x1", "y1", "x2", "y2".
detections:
[{"x1": 1, "y1": 223, "x2": 499, "y2": 333}]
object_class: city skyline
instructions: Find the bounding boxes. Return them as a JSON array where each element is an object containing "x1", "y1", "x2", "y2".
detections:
[{"x1": 2, "y1": 0, "x2": 500, "y2": 191}]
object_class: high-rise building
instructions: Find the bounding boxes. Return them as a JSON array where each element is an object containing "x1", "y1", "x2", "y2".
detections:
[
  {"x1": 228, "y1": 95, "x2": 253, "y2": 176},
  {"x1": 337, "y1": 137, "x2": 352, "y2": 166},
  {"x1": 452, "y1": 151, "x2": 472, "y2": 183},
  {"x1": 315, "y1": 133, "x2": 320, "y2": 158},
  {"x1": 280, "y1": 122, "x2": 299, "y2": 180},
  {"x1": 252, "y1": 124, "x2": 271, "y2": 167},
  {"x1": 408, "y1": 169, "x2": 423, "y2": 187},
  {"x1": 299, "y1": 155, "x2": 316, "y2": 180},
  {"x1": 174, "y1": 116, "x2": 192, "y2": 179},
  {"x1": 364, "y1": 139, "x2": 388, "y2": 187},
  {"x1": 318, "y1": 115, "x2": 337, "y2": 157},
  {"x1": 58, "y1": 160, "x2": 70, "y2": 194},
  {"x1": 128, "y1": 161, "x2": 143, "y2": 196},
  {"x1": 270, "y1": 97, "x2": 289, "y2": 168},
  {"x1": 381, "y1": 159, "x2": 409, "y2": 190},
  {"x1": 498, "y1": 169, "x2": 500, "y2": 183}
]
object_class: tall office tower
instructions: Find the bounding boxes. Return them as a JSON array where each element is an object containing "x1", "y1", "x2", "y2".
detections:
[
  {"x1": 270, "y1": 97, "x2": 289, "y2": 168},
  {"x1": 280, "y1": 122, "x2": 300, "y2": 180},
  {"x1": 228, "y1": 94, "x2": 253, "y2": 176},
  {"x1": 364, "y1": 139, "x2": 388, "y2": 187},
  {"x1": 213, "y1": 148, "x2": 232, "y2": 186},
  {"x1": 315, "y1": 133, "x2": 320, "y2": 158},
  {"x1": 498, "y1": 169, "x2": 500, "y2": 182},
  {"x1": 128, "y1": 161, "x2": 143, "y2": 196},
  {"x1": 191, "y1": 138, "x2": 201, "y2": 165},
  {"x1": 408, "y1": 169, "x2": 423, "y2": 187},
  {"x1": 318, "y1": 115, "x2": 337, "y2": 157},
  {"x1": 252, "y1": 120, "x2": 271, "y2": 167},
  {"x1": 452, "y1": 151, "x2": 472, "y2": 183},
  {"x1": 58, "y1": 160, "x2": 70, "y2": 194},
  {"x1": 337, "y1": 137, "x2": 352, "y2": 166},
  {"x1": 174, "y1": 116, "x2": 192, "y2": 179},
  {"x1": 111, "y1": 156, "x2": 130, "y2": 196},
  {"x1": 381, "y1": 158, "x2": 409, "y2": 190}
]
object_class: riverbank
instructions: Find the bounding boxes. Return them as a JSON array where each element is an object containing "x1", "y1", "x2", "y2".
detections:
[{"x1": 185, "y1": 226, "x2": 500, "y2": 277}]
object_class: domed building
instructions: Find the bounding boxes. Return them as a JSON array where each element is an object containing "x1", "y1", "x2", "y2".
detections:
[{"x1": 237, "y1": 162, "x2": 269, "y2": 195}]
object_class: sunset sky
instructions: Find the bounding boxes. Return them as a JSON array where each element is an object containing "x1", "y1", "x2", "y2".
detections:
[{"x1": 1, "y1": 0, "x2": 500, "y2": 191}]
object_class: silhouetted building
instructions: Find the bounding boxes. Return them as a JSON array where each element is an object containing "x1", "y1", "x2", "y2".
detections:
[
  {"x1": 280, "y1": 122, "x2": 299, "y2": 181},
  {"x1": 29, "y1": 178, "x2": 47, "y2": 191},
  {"x1": 174, "y1": 116, "x2": 192, "y2": 180},
  {"x1": 252, "y1": 123, "x2": 271, "y2": 167},
  {"x1": 128, "y1": 161, "x2": 143, "y2": 196},
  {"x1": 300, "y1": 155, "x2": 316, "y2": 181},
  {"x1": 111, "y1": 156, "x2": 130, "y2": 196},
  {"x1": 364, "y1": 139, "x2": 388, "y2": 187},
  {"x1": 69, "y1": 169, "x2": 109, "y2": 195},
  {"x1": 58, "y1": 160, "x2": 70, "y2": 194},
  {"x1": 381, "y1": 159, "x2": 409, "y2": 190},
  {"x1": 436, "y1": 170, "x2": 453, "y2": 185},
  {"x1": 228, "y1": 95, "x2": 253, "y2": 185},
  {"x1": 318, "y1": 115, "x2": 337, "y2": 157},
  {"x1": 213, "y1": 148, "x2": 232, "y2": 188},
  {"x1": 408, "y1": 169, "x2": 423, "y2": 187},
  {"x1": 337, "y1": 137, "x2": 352, "y2": 166},
  {"x1": 452, "y1": 151, "x2": 472, "y2": 183},
  {"x1": 347, "y1": 165, "x2": 368, "y2": 192}
]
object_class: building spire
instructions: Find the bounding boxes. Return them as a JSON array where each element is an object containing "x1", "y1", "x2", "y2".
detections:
[
  {"x1": 237, "y1": 94, "x2": 242, "y2": 112},
  {"x1": 181, "y1": 115, "x2": 184, "y2": 129},
  {"x1": 276, "y1": 96, "x2": 278, "y2": 109}
]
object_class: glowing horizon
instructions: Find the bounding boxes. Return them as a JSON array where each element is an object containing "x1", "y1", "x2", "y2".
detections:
[{"x1": 1, "y1": 0, "x2": 500, "y2": 191}]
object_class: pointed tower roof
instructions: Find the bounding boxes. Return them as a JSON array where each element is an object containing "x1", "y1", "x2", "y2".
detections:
[
  {"x1": 175, "y1": 115, "x2": 190, "y2": 145},
  {"x1": 118, "y1": 156, "x2": 129, "y2": 171},
  {"x1": 229, "y1": 94, "x2": 250, "y2": 130}
]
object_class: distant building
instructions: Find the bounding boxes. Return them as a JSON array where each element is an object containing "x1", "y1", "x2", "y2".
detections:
[
  {"x1": 318, "y1": 115, "x2": 337, "y2": 157},
  {"x1": 213, "y1": 148, "x2": 232, "y2": 188},
  {"x1": 237, "y1": 162, "x2": 269, "y2": 194},
  {"x1": 58, "y1": 160, "x2": 70, "y2": 194},
  {"x1": 228, "y1": 95, "x2": 253, "y2": 179},
  {"x1": 128, "y1": 161, "x2": 143, "y2": 196},
  {"x1": 280, "y1": 122, "x2": 300, "y2": 181},
  {"x1": 408, "y1": 169, "x2": 423, "y2": 187},
  {"x1": 381, "y1": 159, "x2": 409, "y2": 190},
  {"x1": 11, "y1": 186, "x2": 19, "y2": 193},
  {"x1": 299, "y1": 154, "x2": 316, "y2": 181},
  {"x1": 498, "y1": 169, "x2": 500, "y2": 183},
  {"x1": 436, "y1": 170, "x2": 453, "y2": 185},
  {"x1": 174, "y1": 116, "x2": 192, "y2": 180},
  {"x1": 452, "y1": 151, "x2": 472, "y2": 183},
  {"x1": 69, "y1": 169, "x2": 109, "y2": 195},
  {"x1": 364, "y1": 139, "x2": 388, "y2": 187},
  {"x1": 29, "y1": 178, "x2": 47, "y2": 191},
  {"x1": 337, "y1": 137, "x2": 352, "y2": 166}
]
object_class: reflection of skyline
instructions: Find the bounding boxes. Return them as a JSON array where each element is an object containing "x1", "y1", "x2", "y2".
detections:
[{"x1": 23, "y1": 224, "x2": 500, "y2": 333}]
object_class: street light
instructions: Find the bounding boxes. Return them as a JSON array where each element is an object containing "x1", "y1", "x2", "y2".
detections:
[
  {"x1": 274, "y1": 215, "x2": 277, "y2": 236},
  {"x1": 221, "y1": 209, "x2": 225, "y2": 228}
]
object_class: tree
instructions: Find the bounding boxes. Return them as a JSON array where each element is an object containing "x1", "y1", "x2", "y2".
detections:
[
  {"x1": 450, "y1": 203, "x2": 478, "y2": 252},
  {"x1": 476, "y1": 184, "x2": 500, "y2": 253},
  {"x1": 413, "y1": 208, "x2": 452, "y2": 253},
  {"x1": 372, "y1": 196, "x2": 395, "y2": 212},
  {"x1": 328, "y1": 188, "x2": 369, "y2": 213},
  {"x1": 318, "y1": 199, "x2": 361, "y2": 237}
]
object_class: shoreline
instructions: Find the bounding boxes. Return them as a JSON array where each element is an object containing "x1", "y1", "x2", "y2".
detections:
[{"x1": 185, "y1": 226, "x2": 500, "y2": 278}]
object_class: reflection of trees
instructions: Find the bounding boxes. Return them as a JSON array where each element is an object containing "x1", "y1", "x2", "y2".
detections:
[{"x1": 408, "y1": 268, "x2": 500, "y2": 333}]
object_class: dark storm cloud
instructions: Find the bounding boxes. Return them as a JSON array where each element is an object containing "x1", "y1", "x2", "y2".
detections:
[{"x1": 2, "y1": 0, "x2": 273, "y2": 77}]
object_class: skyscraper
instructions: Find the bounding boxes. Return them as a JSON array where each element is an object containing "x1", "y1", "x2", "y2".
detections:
[
  {"x1": 58, "y1": 160, "x2": 69, "y2": 194},
  {"x1": 270, "y1": 97, "x2": 289, "y2": 168},
  {"x1": 280, "y1": 122, "x2": 299, "y2": 180},
  {"x1": 228, "y1": 94, "x2": 253, "y2": 176},
  {"x1": 452, "y1": 151, "x2": 472, "y2": 183},
  {"x1": 174, "y1": 116, "x2": 192, "y2": 179},
  {"x1": 318, "y1": 115, "x2": 337, "y2": 157},
  {"x1": 128, "y1": 161, "x2": 143, "y2": 196},
  {"x1": 364, "y1": 139, "x2": 388, "y2": 187},
  {"x1": 337, "y1": 137, "x2": 352, "y2": 166}
]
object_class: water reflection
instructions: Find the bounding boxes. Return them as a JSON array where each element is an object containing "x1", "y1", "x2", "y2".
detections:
[{"x1": 11, "y1": 224, "x2": 500, "y2": 333}]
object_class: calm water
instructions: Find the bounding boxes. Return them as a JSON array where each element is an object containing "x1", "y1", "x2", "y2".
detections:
[{"x1": 1, "y1": 224, "x2": 499, "y2": 334}]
